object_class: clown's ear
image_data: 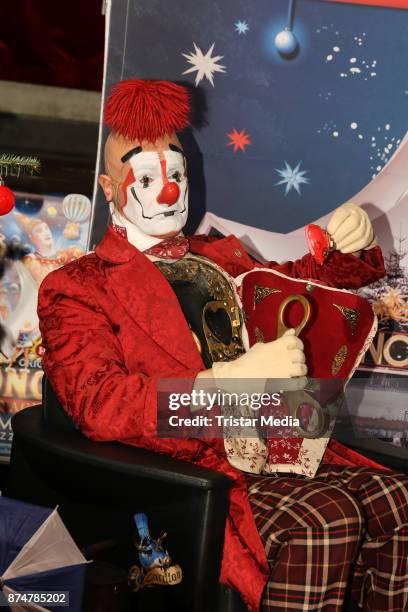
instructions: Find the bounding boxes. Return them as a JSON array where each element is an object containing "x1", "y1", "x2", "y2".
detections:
[{"x1": 98, "y1": 174, "x2": 115, "y2": 202}]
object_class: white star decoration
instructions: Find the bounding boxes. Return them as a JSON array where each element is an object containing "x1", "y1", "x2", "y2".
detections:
[
  {"x1": 182, "y1": 43, "x2": 226, "y2": 87},
  {"x1": 275, "y1": 161, "x2": 310, "y2": 196},
  {"x1": 235, "y1": 20, "x2": 249, "y2": 35}
]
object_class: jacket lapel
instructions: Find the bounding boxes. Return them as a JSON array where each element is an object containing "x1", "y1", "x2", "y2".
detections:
[{"x1": 96, "y1": 227, "x2": 203, "y2": 370}]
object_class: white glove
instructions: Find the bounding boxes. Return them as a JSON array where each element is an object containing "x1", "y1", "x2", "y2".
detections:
[
  {"x1": 327, "y1": 202, "x2": 377, "y2": 255},
  {"x1": 212, "y1": 329, "x2": 307, "y2": 394}
]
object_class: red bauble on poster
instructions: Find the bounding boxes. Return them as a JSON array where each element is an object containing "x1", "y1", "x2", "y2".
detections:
[{"x1": 0, "y1": 184, "x2": 15, "y2": 215}]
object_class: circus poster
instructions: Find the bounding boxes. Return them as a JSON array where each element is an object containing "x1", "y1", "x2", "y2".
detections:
[{"x1": 0, "y1": 192, "x2": 91, "y2": 460}]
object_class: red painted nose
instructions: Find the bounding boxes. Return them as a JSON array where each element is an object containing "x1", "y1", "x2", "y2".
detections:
[{"x1": 157, "y1": 182, "x2": 180, "y2": 206}]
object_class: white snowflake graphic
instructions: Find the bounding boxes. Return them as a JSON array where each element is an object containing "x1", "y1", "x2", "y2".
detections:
[
  {"x1": 182, "y1": 43, "x2": 226, "y2": 87},
  {"x1": 275, "y1": 161, "x2": 310, "y2": 196},
  {"x1": 235, "y1": 20, "x2": 249, "y2": 35}
]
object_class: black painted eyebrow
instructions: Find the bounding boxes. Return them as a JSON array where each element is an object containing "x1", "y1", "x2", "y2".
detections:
[
  {"x1": 121, "y1": 146, "x2": 143, "y2": 163},
  {"x1": 169, "y1": 144, "x2": 185, "y2": 156},
  {"x1": 121, "y1": 144, "x2": 185, "y2": 164}
]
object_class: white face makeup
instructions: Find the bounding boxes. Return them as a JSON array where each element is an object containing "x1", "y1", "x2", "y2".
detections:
[
  {"x1": 30, "y1": 222, "x2": 55, "y2": 254},
  {"x1": 122, "y1": 149, "x2": 188, "y2": 237}
]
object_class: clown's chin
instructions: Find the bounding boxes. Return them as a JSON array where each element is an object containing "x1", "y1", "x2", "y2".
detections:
[{"x1": 147, "y1": 210, "x2": 187, "y2": 237}]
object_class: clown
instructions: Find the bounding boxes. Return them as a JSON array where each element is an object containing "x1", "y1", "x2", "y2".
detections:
[
  {"x1": 98, "y1": 80, "x2": 189, "y2": 247},
  {"x1": 38, "y1": 80, "x2": 408, "y2": 612},
  {"x1": 15, "y1": 213, "x2": 84, "y2": 286}
]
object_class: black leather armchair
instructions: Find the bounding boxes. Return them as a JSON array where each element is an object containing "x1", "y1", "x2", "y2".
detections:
[
  {"x1": 7, "y1": 380, "x2": 407, "y2": 612},
  {"x1": 7, "y1": 379, "x2": 247, "y2": 612}
]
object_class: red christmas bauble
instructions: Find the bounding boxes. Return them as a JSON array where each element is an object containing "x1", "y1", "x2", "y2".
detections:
[
  {"x1": 305, "y1": 224, "x2": 331, "y2": 266},
  {"x1": 0, "y1": 185, "x2": 15, "y2": 215}
]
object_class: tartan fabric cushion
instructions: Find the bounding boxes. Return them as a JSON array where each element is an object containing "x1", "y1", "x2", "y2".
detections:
[{"x1": 247, "y1": 465, "x2": 408, "y2": 611}]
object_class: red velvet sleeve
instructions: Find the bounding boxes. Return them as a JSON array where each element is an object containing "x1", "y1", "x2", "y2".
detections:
[
  {"x1": 267, "y1": 245, "x2": 385, "y2": 289},
  {"x1": 37, "y1": 270, "x2": 200, "y2": 443}
]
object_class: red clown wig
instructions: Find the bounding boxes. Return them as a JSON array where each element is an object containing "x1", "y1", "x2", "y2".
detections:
[{"x1": 104, "y1": 79, "x2": 191, "y2": 143}]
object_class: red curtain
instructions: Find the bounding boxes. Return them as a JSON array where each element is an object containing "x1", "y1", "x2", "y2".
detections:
[
  {"x1": 0, "y1": 1, "x2": 104, "y2": 91},
  {"x1": 1, "y1": 0, "x2": 405, "y2": 92}
]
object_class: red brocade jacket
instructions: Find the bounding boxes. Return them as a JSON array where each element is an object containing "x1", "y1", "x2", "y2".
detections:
[{"x1": 38, "y1": 226, "x2": 387, "y2": 612}]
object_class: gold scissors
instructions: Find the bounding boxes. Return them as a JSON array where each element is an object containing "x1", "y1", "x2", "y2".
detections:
[{"x1": 275, "y1": 293, "x2": 328, "y2": 438}]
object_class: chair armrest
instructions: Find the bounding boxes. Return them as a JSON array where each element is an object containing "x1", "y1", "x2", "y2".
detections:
[
  {"x1": 336, "y1": 436, "x2": 408, "y2": 474},
  {"x1": 10, "y1": 406, "x2": 235, "y2": 612},
  {"x1": 11, "y1": 406, "x2": 232, "y2": 491}
]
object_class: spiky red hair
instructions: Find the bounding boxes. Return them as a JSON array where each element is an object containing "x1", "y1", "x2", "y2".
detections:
[{"x1": 103, "y1": 80, "x2": 191, "y2": 143}]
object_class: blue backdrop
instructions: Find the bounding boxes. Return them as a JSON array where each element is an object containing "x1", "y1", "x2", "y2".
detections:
[{"x1": 91, "y1": 0, "x2": 408, "y2": 243}]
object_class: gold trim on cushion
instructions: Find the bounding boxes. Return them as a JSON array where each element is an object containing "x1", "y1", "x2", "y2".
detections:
[
  {"x1": 333, "y1": 303, "x2": 360, "y2": 336},
  {"x1": 254, "y1": 326, "x2": 265, "y2": 343},
  {"x1": 253, "y1": 285, "x2": 282, "y2": 309},
  {"x1": 331, "y1": 345, "x2": 348, "y2": 375}
]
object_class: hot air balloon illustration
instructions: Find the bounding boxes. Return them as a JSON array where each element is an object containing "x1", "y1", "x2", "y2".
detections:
[{"x1": 62, "y1": 193, "x2": 91, "y2": 240}]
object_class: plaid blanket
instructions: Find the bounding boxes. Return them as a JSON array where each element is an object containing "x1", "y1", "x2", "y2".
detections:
[{"x1": 247, "y1": 465, "x2": 408, "y2": 611}]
